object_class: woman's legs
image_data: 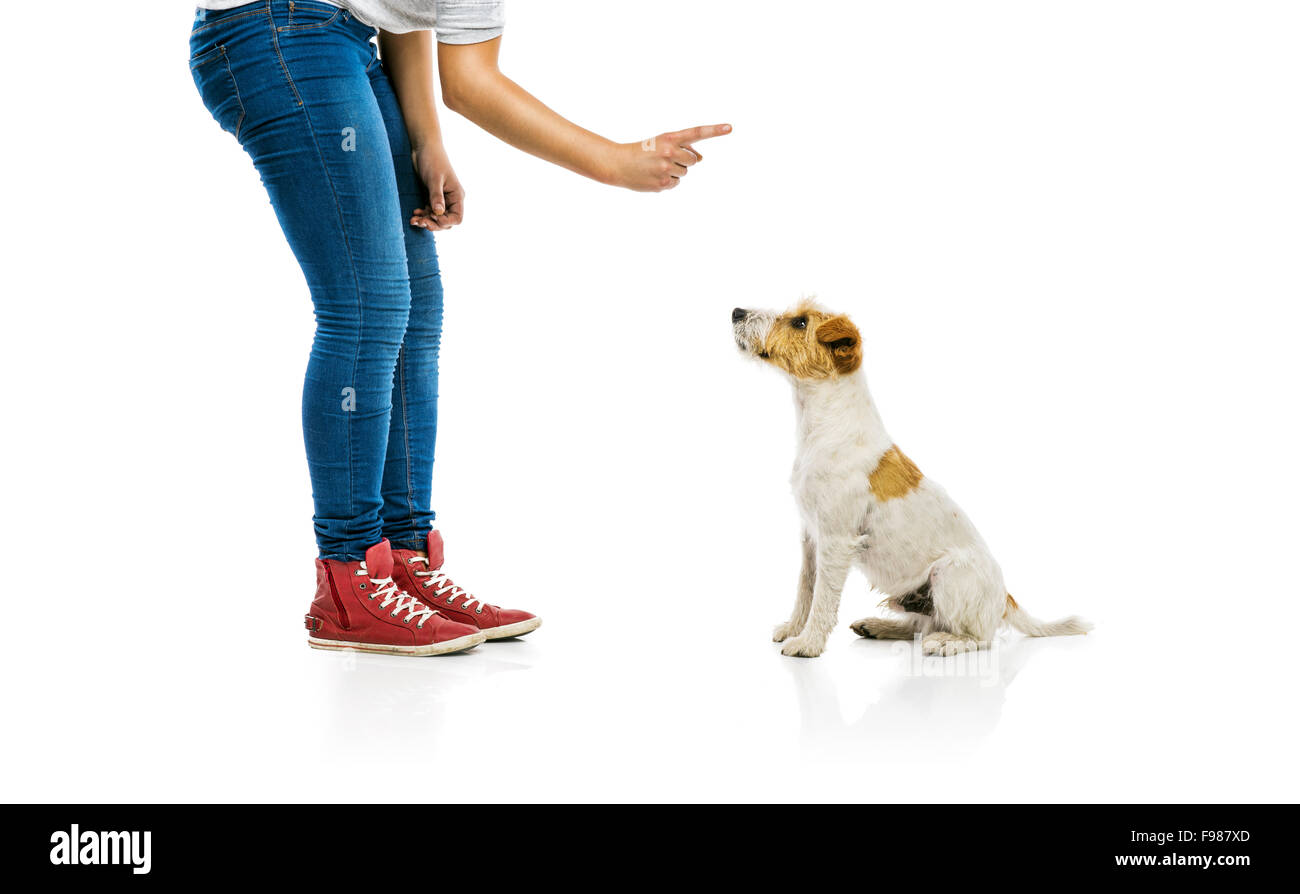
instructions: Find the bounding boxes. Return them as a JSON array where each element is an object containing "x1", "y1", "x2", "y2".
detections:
[
  {"x1": 192, "y1": 3, "x2": 538, "y2": 646},
  {"x1": 192, "y1": 3, "x2": 541, "y2": 645},
  {"x1": 190, "y1": 4, "x2": 413, "y2": 560},
  {"x1": 368, "y1": 64, "x2": 443, "y2": 550}
]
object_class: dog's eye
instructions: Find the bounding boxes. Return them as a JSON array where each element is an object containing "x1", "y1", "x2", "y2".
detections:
[{"x1": 791, "y1": 316, "x2": 807, "y2": 330}]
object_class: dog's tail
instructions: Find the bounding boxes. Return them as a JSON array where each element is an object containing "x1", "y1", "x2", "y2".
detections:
[{"x1": 1002, "y1": 593, "x2": 1092, "y2": 637}]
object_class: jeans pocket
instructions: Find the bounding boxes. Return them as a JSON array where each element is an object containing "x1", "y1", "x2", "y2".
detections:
[
  {"x1": 281, "y1": 1, "x2": 343, "y2": 31},
  {"x1": 190, "y1": 4, "x2": 266, "y2": 37},
  {"x1": 190, "y1": 45, "x2": 246, "y2": 140}
]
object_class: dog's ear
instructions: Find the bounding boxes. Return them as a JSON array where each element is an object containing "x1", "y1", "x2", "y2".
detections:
[{"x1": 817, "y1": 315, "x2": 862, "y2": 374}]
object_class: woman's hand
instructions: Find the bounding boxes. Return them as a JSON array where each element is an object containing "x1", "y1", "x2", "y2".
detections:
[
  {"x1": 411, "y1": 144, "x2": 465, "y2": 230},
  {"x1": 603, "y1": 124, "x2": 733, "y2": 192}
]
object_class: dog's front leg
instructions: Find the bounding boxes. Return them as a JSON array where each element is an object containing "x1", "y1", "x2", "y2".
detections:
[
  {"x1": 781, "y1": 538, "x2": 853, "y2": 658},
  {"x1": 773, "y1": 530, "x2": 816, "y2": 642}
]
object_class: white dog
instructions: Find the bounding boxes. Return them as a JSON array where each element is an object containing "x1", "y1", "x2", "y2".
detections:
[{"x1": 732, "y1": 301, "x2": 1091, "y2": 658}]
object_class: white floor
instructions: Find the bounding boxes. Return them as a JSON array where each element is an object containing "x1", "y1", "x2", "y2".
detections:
[{"x1": 7, "y1": 542, "x2": 1296, "y2": 802}]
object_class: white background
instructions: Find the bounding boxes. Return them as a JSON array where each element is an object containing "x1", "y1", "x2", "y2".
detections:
[{"x1": 2, "y1": 0, "x2": 1298, "y2": 802}]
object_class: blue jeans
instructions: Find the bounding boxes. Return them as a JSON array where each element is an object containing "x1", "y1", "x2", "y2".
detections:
[{"x1": 190, "y1": 1, "x2": 441, "y2": 560}]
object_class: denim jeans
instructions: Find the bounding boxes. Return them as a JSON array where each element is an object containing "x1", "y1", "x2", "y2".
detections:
[{"x1": 190, "y1": 1, "x2": 441, "y2": 560}]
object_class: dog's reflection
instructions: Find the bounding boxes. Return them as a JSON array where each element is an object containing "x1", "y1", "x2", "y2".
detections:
[{"x1": 785, "y1": 636, "x2": 1038, "y2": 759}]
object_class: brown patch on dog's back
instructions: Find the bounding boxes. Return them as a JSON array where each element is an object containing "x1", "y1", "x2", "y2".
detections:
[
  {"x1": 1004, "y1": 592, "x2": 1018, "y2": 618},
  {"x1": 869, "y1": 446, "x2": 923, "y2": 501}
]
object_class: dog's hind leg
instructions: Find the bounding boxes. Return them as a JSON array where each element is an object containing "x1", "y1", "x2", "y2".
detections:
[
  {"x1": 922, "y1": 549, "x2": 1004, "y2": 657},
  {"x1": 851, "y1": 613, "x2": 930, "y2": 640},
  {"x1": 773, "y1": 530, "x2": 816, "y2": 642},
  {"x1": 851, "y1": 578, "x2": 934, "y2": 638}
]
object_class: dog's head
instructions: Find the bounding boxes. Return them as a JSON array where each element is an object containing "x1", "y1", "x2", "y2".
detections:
[{"x1": 732, "y1": 301, "x2": 862, "y2": 379}]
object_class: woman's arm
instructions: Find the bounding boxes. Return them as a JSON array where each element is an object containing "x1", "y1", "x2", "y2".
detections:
[
  {"x1": 438, "y1": 38, "x2": 730, "y2": 194},
  {"x1": 378, "y1": 29, "x2": 465, "y2": 230}
]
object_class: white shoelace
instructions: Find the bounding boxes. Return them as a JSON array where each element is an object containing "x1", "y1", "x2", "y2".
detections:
[
  {"x1": 407, "y1": 556, "x2": 486, "y2": 613},
  {"x1": 357, "y1": 562, "x2": 438, "y2": 627}
]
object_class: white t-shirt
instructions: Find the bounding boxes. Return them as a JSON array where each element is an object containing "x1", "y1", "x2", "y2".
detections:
[{"x1": 194, "y1": 1, "x2": 504, "y2": 43}]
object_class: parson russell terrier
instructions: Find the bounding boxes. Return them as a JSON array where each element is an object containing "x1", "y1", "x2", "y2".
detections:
[{"x1": 732, "y1": 302, "x2": 1091, "y2": 658}]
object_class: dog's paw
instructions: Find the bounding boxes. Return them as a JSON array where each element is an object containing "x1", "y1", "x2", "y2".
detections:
[
  {"x1": 780, "y1": 635, "x2": 826, "y2": 658},
  {"x1": 772, "y1": 621, "x2": 800, "y2": 642},
  {"x1": 849, "y1": 618, "x2": 878, "y2": 639},
  {"x1": 921, "y1": 635, "x2": 983, "y2": 657}
]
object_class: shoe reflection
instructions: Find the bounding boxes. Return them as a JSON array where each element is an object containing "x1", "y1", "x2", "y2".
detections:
[{"x1": 311, "y1": 643, "x2": 538, "y2": 747}]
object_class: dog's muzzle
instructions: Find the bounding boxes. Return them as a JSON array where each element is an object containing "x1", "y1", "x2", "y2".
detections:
[{"x1": 732, "y1": 307, "x2": 773, "y2": 356}]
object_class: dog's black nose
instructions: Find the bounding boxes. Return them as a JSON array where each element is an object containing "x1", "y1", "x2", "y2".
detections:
[{"x1": 732, "y1": 307, "x2": 747, "y2": 323}]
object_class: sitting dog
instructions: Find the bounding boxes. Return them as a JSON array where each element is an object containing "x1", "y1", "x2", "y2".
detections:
[{"x1": 732, "y1": 301, "x2": 1091, "y2": 657}]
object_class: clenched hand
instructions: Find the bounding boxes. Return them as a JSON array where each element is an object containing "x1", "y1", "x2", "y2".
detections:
[{"x1": 410, "y1": 144, "x2": 465, "y2": 231}]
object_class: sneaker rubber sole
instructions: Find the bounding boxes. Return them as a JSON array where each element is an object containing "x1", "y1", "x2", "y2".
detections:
[
  {"x1": 480, "y1": 617, "x2": 543, "y2": 640},
  {"x1": 307, "y1": 631, "x2": 486, "y2": 656}
]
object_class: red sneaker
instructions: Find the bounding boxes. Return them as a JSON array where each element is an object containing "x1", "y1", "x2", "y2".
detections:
[
  {"x1": 392, "y1": 531, "x2": 542, "y2": 640},
  {"x1": 305, "y1": 539, "x2": 486, "y2": 656}
]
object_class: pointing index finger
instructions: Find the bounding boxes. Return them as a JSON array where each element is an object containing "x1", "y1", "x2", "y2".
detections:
[{"x1": 670, "y1": 123, "x2": 733, "y2": 146}]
